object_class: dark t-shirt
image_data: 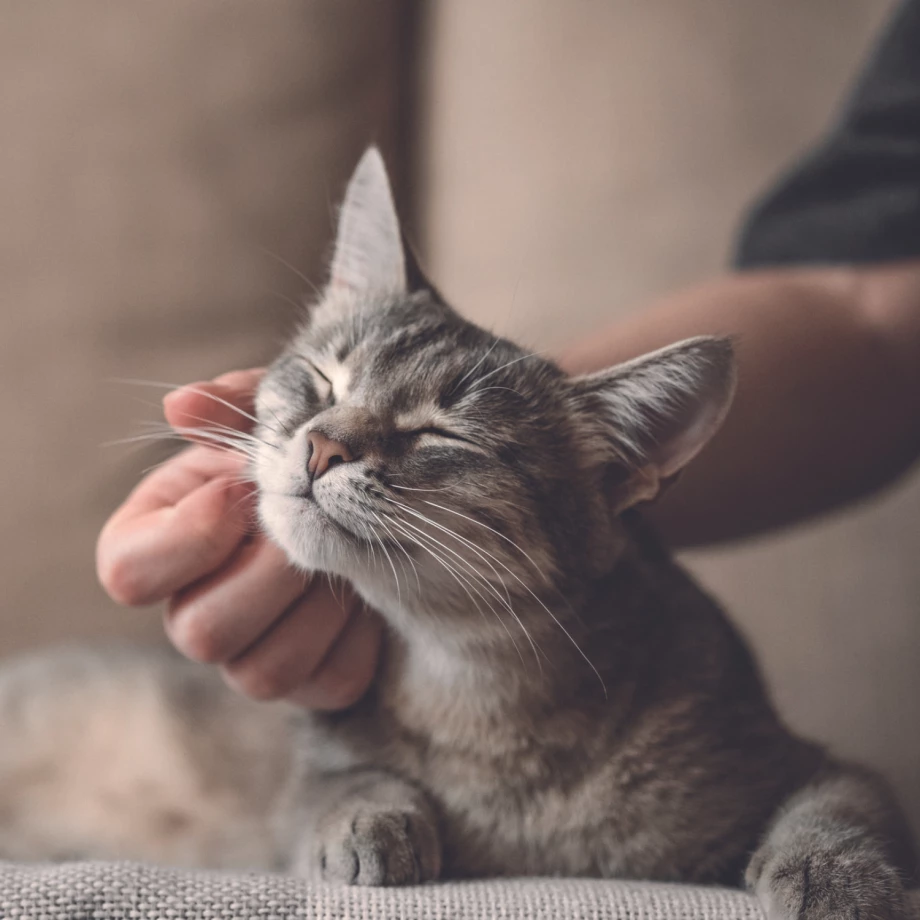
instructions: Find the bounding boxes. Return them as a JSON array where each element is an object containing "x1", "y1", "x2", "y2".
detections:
[{"x1": 736, "y1": 0, "x2": 920, "y2": 268}]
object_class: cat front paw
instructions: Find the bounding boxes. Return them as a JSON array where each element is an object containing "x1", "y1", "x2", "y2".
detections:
[
  {"x1": 747, "y1": 839, "x2": 908, "y2": 920},
  {"x1": 313, "y1": 807, "x2": 441, "y2": 886}
]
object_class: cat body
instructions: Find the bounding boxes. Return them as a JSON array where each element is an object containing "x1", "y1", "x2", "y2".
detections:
[
  {"x1": 288, "y1": 523, "x2": 820, "y2": 884},
  {"x1": 0, "y1": 149, "x2": 915, "y2": 919}
]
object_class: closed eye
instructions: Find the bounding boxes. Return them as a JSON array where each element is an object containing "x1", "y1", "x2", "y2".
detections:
[
  {"x1": 308, "y1": 362, "x2": 332, "y2": 387},
  {"x1": 413, "y1": 426, "x2": 476, "y2": 446},
  {"x1": 301, "y1": 360, "x2": 333, "y2": 403}
]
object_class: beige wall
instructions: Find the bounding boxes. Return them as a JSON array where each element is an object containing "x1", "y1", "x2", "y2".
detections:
[{"x1": 420, "y1": 0, "x2": 920, "y2": 832}]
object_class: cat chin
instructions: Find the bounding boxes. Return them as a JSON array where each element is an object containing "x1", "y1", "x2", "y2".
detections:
[{"x1": 258, "y1": 492, "x2": 364, "y2": 577}]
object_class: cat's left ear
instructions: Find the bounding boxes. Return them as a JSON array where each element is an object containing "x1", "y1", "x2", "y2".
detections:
[
  {"x1": 330, "y1": 147, "x2": 407, "y2": 296},
  {"x1": 568, "y1": 336, "x2": 736, "y2": 512}
]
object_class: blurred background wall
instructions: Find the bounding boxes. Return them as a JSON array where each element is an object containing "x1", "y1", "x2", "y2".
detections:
[
  {"x1": 2, "y1": 1, "x2": 916, "y2": 832},
  {"x1": 1, "y1": 0, "x2": 409, "y2": 650}
]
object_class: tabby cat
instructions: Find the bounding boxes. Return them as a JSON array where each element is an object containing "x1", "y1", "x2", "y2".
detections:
[{"x1": 0, "y1": 149, "x2": 914, "y2": 920}]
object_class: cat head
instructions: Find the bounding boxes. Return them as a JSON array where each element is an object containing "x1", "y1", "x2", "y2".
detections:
[{"x1": 253, "y1": 149, "x2": 735, "y2": 638}]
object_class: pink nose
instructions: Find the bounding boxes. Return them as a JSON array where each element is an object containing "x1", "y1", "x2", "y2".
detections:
[{"x1": 306, "y1": 430, "x2": 354, "y2": 480}]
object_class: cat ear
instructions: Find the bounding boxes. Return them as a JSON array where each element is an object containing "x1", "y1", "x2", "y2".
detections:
[
  {"x1": 330, "y1": 147, "x2": 407, "y2": 296},
  {"x1": 568, "y1": 336, "x2": 736, "y2": 512}
]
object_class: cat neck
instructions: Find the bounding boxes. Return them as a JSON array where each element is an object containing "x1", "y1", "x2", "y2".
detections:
[
  {"x1": 363, "y1": 577, "x2": 629, "y2": 736},
  {"x1": 349, "y1": 515, "x2": 682, "y2": 732}
]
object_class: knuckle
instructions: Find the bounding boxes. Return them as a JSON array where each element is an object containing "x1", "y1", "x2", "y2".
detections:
[
  {"x1": 167, "y1": 605, "x2": 229, "y2": 665},
  {"x1": 225, "y1": 661, "x2": 288, "y2": 702},
  {"x1": 311, "y1": 664, "x2": 370, "y2": 711},
  {"x1": 183, "y1": 516, "x2": 231, "y2": 572},
  {"x1": 97, "y1": 543, "x2": 153, "y2": 607}
]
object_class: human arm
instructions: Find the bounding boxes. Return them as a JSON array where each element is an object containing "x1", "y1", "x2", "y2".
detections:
[
  {"x1": 561, "y1": 259, "x2": 920, "y2": 547},
  {"x1": 561, "y1": 0, "x2": 920, "y2": 547}
]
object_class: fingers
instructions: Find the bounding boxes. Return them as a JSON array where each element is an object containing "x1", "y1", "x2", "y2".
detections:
[
  {"x1": 97, "y1": 449, "x2": 254, "y2": 606},
  {"x1": 168, "y1": 542, "x2": 381, "y2": 710},
  {"x1": 219, "y1": 578, "x2": 382, "y2": 709},
  {"x1": 165, "y1": 536, "x2": 306, "y2": 665},
  {"x1": 99, "y1": 365, "x2": 265, "y2": 606},
  {"x1": 109, "y1": 444, "x2": 248, "y2": 520},
  {"x1": 104, "y1": 363, "x2": 382, "y2": 712},
  {"x1": 219, "y1": 577, "x2": 350, "y2": 700},
  {"x1": 163, "y1": 368, "x2": 265, "y2": 434},
  {"x1": 164, "y1": 524, "x2": 382, "y2": 710},
  {"x1": 285, "y1": 603, "x2": 383, "y2": 710}
]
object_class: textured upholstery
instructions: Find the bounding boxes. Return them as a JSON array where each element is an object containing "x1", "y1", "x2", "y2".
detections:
[{"x1": 7, "y1": 862, "x2": 919, "y2": 920}]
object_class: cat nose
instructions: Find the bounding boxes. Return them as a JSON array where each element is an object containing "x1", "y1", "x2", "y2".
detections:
[{"x1": 306, "y1": 430, "x2": 355, "y2": 481}]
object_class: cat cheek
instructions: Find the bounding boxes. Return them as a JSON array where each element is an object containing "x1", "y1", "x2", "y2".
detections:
[{"x1": 256, "y1": 494, "x2": 296, "y2": 557}]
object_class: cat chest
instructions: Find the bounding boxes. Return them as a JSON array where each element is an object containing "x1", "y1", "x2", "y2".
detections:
[
  {"x1": 366, "y1": 720, "x2": 622, "y2": 876},
  {"x1": 315, "y1": 695, "x2": 651, "y2": 876}
]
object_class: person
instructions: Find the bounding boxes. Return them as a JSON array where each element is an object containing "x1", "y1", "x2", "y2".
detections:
[{"x1": 97, "y1": 1, "x2": 920, "y2": 710}]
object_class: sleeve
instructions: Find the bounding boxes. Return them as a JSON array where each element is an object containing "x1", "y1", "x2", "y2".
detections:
[{"x1": 735, "y1": 0, "x2": 920, "y2": 268}]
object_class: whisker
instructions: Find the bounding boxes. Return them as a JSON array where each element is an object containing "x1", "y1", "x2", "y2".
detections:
[
  {"x1": 167, "y1": 425, "x2": 264, "y2": 457},
  {"x1": 389, "y1": 483, "x2": 457, "y2": 494},
  {"x1": 369, "y1": 520, "x2": 402, "y2": 609},
  {"x1": 387, "y1": 480, "x2": 522, "y2": 515},
  {"x1": 390, "y1": 498, "x2": 604, "y2": 696},
  {"x1": 267, "y1": 287, "x2": 308, "y2": 314},
  {"x1": 155, "y1": 412, "x2": 278, "y2": 449},
  {"x1": 110, "y1": 378, "x2": 274, "y2": 434},
  {"x1": 257, "y1": 246, "x2": 323, "y2": 300},
  {"x1": 462, "y1": 385, "x2": 526, "y2": 401},
  {"x1": 385, "y1": 502, "x2": 542, "y2": 670},
  {"x1": 134, "y1": 423, "x2": 270, "y2": 463},
  {"x1": 107, "y1": 427, "x2": 262, "y2": 463},
  {"x1": 467, "y1": 351, "x2": 544, "y2": 393},
  {"x1": 386, "y1": 514, "x2": 527, "y2": 668},
  {"x1": 386, "y1": 499, "x2": 514, "y2": 608},
  {"x1": 370, "y1": 512, "x2": 421, "y2": 593},
  {"x1": 265, "y1": 404, "x2": 294, "y2": 438},
  {"x1": 105, "y1": 432, "x2": 238, "y2": 454},
  {"x1": 420, "y1": 500, "x2": 549, "y2": 584},
  {"x1": 383, "y1": 515, "x2": 518, "y2": 655},
  {"x1": 450, "y1": 337, "x2": 501, "y2": 394},
  {"x1": 225, "y1": 488, "x2": 258, "y2": 522}
]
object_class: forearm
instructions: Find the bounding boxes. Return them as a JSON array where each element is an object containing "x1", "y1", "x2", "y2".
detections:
[{"x1": 561, "y1": 261, "x2": 920, "y2": 547}]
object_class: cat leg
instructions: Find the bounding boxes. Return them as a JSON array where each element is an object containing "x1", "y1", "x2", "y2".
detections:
[
  {"x1": 747, "y1": 764, "x2": 916, "y2": 920},
  {"x1": 287, "y1": 768, "x2": 441, "y2": 886}
]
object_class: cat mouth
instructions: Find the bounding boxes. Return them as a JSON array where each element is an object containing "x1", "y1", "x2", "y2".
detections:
[{"x1": 282, "y1": 488, "x2": 376, "y2": 545}]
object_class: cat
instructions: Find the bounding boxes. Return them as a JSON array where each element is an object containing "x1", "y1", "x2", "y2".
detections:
[{"x1": 0, "y1": 148, "x2": 915, "y2": 920}]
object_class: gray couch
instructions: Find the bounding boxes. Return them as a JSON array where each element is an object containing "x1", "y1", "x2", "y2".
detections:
[{"x1": 5, "y1": 862, "x2": 919, "y2": 920}]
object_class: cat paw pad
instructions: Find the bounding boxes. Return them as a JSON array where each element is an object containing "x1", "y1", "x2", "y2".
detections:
[{"x1": 317, "y1": 808, "x2": 439, "y2": 886}]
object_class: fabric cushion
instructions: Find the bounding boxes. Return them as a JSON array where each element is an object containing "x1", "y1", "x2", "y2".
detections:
[{"x1": 9, "y1": 862, "x2": 919, "y2": 920}]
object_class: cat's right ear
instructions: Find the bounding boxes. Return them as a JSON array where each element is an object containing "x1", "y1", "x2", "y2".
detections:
[
  {"x1": 567, "y1": 336, "x2": 736, "y2": 513},
  {"x1": 329, "y1": 147, "x2": 408, "y2": 297}
]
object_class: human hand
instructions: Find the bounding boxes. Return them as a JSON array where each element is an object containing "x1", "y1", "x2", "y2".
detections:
[{"x1": 96, "y1": 370, "x2": 382, "y2": 709}]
